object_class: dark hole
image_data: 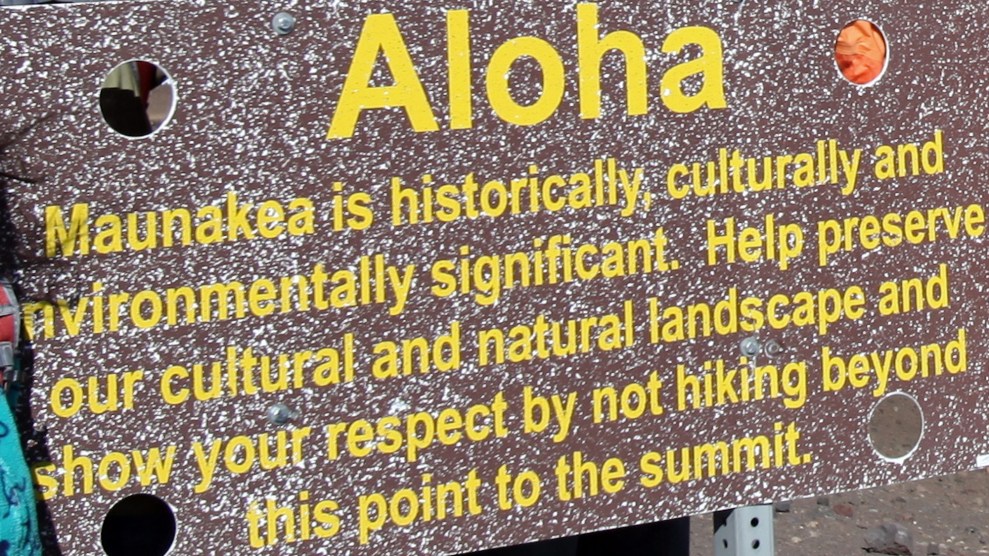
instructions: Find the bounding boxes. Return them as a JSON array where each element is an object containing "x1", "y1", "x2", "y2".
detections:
[
  {"x1": 750, "y1": 517, "x2": 759, "y2": 527},
  {"x1": 722, "y1": 539, "x2": 729, "y2": 548},
  {"x1": 100, "y1": 60, "x2": 175, "y2": 138},
  {"x1": 752, "y1": 539, "x2": 761, "y2": 549},
  {"x1": 101, "y1": 494, "x2": 176, "y2": 556}
]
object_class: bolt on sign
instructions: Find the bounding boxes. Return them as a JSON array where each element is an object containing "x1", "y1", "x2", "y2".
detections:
[{"x1": 0, "y1": 0, "x2": 985, "y2": 554}]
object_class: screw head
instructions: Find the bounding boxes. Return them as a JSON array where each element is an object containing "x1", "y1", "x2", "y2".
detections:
[
  {"x1": 267, "y1": 403, "x2": 296, "y2": 425},
  {"x1": 272, "y1": 12, "x2": 297, "y2": 35},
  {"x1": 764, "y1": 339, "x2": 783, "y2": 357},
  {"x1": 740, "y1": 337, "x2": 761, "y2": 358}
]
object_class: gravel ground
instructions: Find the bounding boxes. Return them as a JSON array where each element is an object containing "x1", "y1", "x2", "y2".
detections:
[{"x1": 689, "y1": 470, "x2": 989, "y2": 555}]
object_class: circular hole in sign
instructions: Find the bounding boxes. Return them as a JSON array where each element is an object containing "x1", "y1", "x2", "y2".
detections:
[
  {"x1": 834, "y1": 20, "x2": 888, "y2": 85},
  {"x1": 100, "y1": 60, "x2": 176, "y2": 138},
  {"x1": 868, "y1": 392, "x2": 924, "y2": 461},
  {"x1": 100, "y1": 494, "x2": 177, "y2": 556}
]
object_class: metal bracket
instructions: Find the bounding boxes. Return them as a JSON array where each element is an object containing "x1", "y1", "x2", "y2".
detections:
[{"x1": 714, "y1": 505, "x2": 775, "y2": 556}]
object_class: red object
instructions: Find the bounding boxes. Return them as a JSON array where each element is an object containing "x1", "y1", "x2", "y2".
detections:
[
  {"x1": 0, "y1": 281, "x2": 18, "y2": 388},
  {"x1": 835, "y1": 20, "x2": 887, "y2": 84},
  {"x1": 0, "y1": 284, "x2": 14, "y2": 346},
  {"x1": 136, "y1": 61, "x2": 161, "y2": 106}
]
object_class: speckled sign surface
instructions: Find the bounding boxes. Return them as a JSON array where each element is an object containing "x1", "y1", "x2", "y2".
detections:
[{"x1": 0, "y1": 1, "x2": 985, "y2": 554}]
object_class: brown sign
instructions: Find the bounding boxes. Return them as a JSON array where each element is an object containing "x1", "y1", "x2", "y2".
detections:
[{"x1": 0, "y1": 1, "x2": 985, "y2": 554}]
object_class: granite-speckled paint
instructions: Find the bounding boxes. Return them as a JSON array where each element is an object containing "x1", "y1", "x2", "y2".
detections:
[{"x1": 0, "y1": 1, "x2": 986, "y2": 554}]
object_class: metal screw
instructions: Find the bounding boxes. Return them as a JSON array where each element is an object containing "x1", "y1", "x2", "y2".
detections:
[
  {"x1": 272, "y1": 12, "x2": 297, "y2": 35},
  {"x1": 764, "y1": 339, "x2": 783, "y2": 357},
  {"x1": 739, "y1": 336, "x2": 761, "y2": 358},
  {"x1": 267, "y1": 403, "x2": 298, "y2": 425}
]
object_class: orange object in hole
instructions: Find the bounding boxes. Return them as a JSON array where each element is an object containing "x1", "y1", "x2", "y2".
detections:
[{"x1": 835, "y1": 20, "x2": 887, "y2": 84}]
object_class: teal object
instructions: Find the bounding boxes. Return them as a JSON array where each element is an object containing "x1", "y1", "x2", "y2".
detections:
[{"x1": 0, "y1": 377, "x2": 40, "y2": 556}]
